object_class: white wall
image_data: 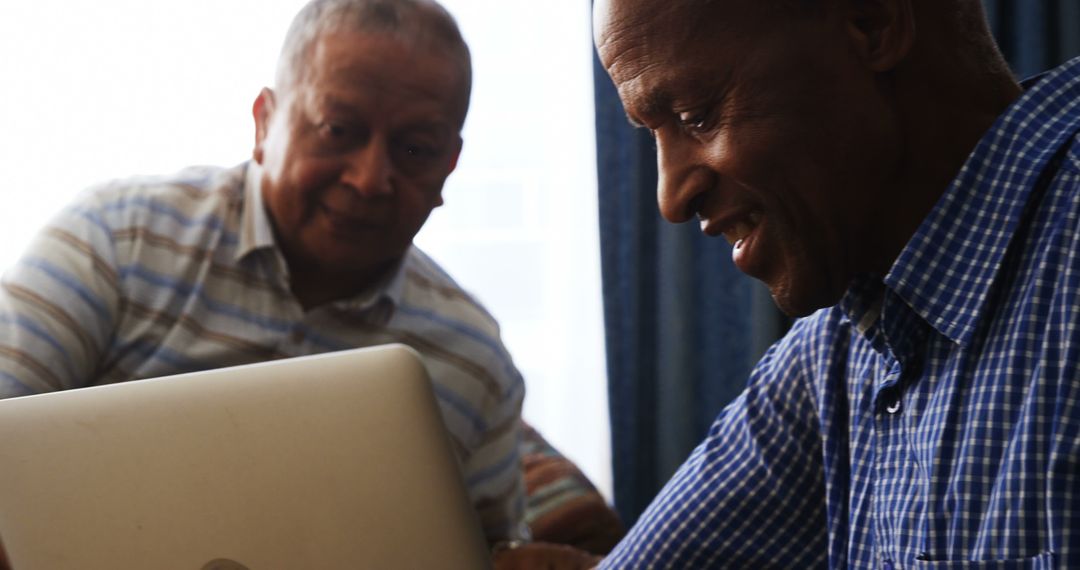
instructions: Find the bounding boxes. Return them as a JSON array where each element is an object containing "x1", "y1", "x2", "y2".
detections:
[{"x1": 0, "y1": 1, "x2": 611, "y2": 498}]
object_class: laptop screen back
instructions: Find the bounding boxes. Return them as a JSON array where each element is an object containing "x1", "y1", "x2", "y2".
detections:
[{"x1": 0, "y1": 344, "x2": 490, "y2": 569}]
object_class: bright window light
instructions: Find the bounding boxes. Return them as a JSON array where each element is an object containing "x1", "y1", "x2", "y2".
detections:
[{"x1": 0, "y1": 1, "x2": 611, "y2": 498}]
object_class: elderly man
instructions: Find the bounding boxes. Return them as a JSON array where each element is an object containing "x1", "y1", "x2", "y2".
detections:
[
  {"x1": 595, "y1": 0, "x2": 1080, "y2": 568},
  {"x1": 0, "y1": 0, "x2": 533, "y2": 562}
]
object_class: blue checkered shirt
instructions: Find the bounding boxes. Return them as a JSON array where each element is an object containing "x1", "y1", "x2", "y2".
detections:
[{"x1": 602, "y1": 56, "x2": 1080, "y2": 569}]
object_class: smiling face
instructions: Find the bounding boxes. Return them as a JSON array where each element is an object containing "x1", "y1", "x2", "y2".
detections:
[
  {"x1": 253, "y1": 30, "x2": 466, "y2": 293},
  {"x1": 596, "y1": 0, "x2": 904, "y2": 316}
]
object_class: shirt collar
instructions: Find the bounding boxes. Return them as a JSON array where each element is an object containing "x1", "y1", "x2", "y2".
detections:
[
  {"x1": 881, "y1": 56, "x2": 1080, "y2": 347},
  {"x1": 236, "y1": 162, "x2": 277, "y2": 261},
  {"x1": 234, "y1": 161, "x2": 409, "y2": 311}
]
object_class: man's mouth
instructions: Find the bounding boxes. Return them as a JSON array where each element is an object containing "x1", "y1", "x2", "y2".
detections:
[
  {"x1": 702, "y1": 211, "x2": 762, "y2": 247},
  {"x1": 320, "y1": 204, "x2": 379, "y2": 228}
]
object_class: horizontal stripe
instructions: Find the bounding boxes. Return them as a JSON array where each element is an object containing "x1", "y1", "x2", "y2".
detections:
[
  {"x1": 100, "y1": 195, "x2": 234, "y2": 241},
  {"x1": 478, "y1": 410, "x2": 522, "y2": 447},
  {"x1": 432, "y1": 382, "x2": 487, "y2": 434},
  {"x1": 46, "y1": 227, "x2": 118, "y2": 287},
  {"x1": 2, "y1": 283, "x2": 100, "y2": 359},
  {"x1": 396, "y1": 302, "x2": 523, "y2": 386},
  {"x1": 123, "y1": 300, "x2": 278, "y2": 360},
  {"x1": 118, "y1": 264, "x2": 295, "y2": 334},
  {"x1": 386, "y1": 326, "x2": 503, "y2": 398},
  {"x1": 466, "y1": 445, "x2": 521, "y2": 488},
  {"x1": 69, "y1": 205, "x2": 113, "y2": 238},
  {"x1": 405, "y1": 269, "x2": 472, "y2": 301},
  {"x1": 0, "y1": 370, "x2": 38, "y2": 398},
  {"x1": 112, "y1": 338, "x2": 212, "y2": 376},
  {"x1": 396, "y1": 302, "x2": 503, "y2": 356},
  {"x1": 0, "y1": 345, "x2": 64, "y2": 391},
  {"x1": 0, "y1": 314, "x2": 77, "y2": 379},
  {"x1": 21, "y1": 257, "x2": 112, "y2": 325}
]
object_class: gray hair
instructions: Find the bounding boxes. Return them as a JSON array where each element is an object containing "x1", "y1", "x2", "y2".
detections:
[{"x1": 275, "y1": 0, "x2": 472, "y2": 110}]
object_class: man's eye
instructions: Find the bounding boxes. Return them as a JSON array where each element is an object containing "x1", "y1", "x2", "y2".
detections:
[
  {"x1": 678, "y1": 110, "x2": 710, "y2": 132},
  {"x1": 321, "y1": 123, "x2": 347, "y2": 138},
  {"x1": 398, "y1": 140, "x2": 441, "y2": 161},
  {"x1": 392, "y1": 140, "x2": 442, "y2": 173},
  {"x1": 405, "y1": 144, "x2": 434, "y2": 157}
]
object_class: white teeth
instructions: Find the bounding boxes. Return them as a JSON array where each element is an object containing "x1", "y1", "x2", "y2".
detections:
[{"x1": 722, "y1": 220, "x2": 754, "y2": 246}]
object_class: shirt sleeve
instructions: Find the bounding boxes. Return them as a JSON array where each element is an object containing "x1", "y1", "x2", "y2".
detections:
[
  {"x1": 460, "y1": 365, "x2": 529, "y2": 544},
  {"x1": 600, "y1": 322, "x2": 830, "y2": 568},
  {"x1": 0, "y1": 195, "x2": 120, "y2": 399},
  {"x1": 520, "y1": 420, "x2": 625, "y2": 553}
]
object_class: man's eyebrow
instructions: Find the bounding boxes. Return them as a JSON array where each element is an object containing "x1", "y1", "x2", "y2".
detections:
[
  {"x1": 315, "y1": 96, "x2": 357, "y2": 115},
  {"x1": 624, "y1": 87, "x2": 671, "y2": 128}
]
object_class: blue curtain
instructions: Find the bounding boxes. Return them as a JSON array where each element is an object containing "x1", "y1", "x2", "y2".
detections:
[
  {"x1": 594, "y1": 1, "x2": 1080, "y2": 527},
  {"x1": 983, "y1": 0, "x2": 1080, "y2": 79}
]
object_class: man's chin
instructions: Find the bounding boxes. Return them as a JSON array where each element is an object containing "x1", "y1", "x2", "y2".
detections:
[
  {"x1": 316, "y1": 253, "x2": 401, "y2": 282},
  {"x1": 766, "y1": 278, "x2": 847, "y2": 318}
]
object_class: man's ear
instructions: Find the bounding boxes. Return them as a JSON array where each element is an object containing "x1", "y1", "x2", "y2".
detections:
[
  {"x1": 446, "y1": 136, "x2": 463, "y2": 175},
  {"x1": 434, "y1": 137, "x2": 464, "y2": 209},
  {"x1": 252, "y1": 87, "x2": 276, "y2": 164},
  {"x1": 845, "y1": 0, "x2": 915, "y2": 72}
]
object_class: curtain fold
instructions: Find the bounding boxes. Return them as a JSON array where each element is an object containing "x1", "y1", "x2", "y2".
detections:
[
  {"x1": 594, "y1": 1, "x2": 1080, "y2": 527},
  {"x1": 983, "y1": 0, "x2": 1080, "y2": 78}
]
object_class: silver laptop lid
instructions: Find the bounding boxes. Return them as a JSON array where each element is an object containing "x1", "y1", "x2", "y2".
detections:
[{"x1": 0, "y1": 344, "x2": 490, "y2": 569}]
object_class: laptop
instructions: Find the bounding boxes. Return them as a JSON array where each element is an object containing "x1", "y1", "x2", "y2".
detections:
[{"x1": 0, "y1": 344, "x2": 491, "y2": 569}]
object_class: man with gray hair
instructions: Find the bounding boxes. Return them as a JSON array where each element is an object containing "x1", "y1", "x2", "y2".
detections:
[
  {"x1": 0, "y1": 0, "x2": 553, "y2": 565},
  {"x1": 594, "y1": 0, "x2": 1080, "y2": 567}
]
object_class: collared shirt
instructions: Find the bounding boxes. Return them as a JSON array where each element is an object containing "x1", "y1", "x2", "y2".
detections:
[
  {"x1": 0, "y1": 162, "x2": 527, "y2": 541},
  {"x1": 602, "y1": 56, "x2": 1080, "y2": 569}
]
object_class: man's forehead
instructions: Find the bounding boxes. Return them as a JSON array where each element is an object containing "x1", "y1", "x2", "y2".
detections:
[
  {"x1": 595, "y1": 0, "x2": 702, "y2": 102},
  {"x1": 596, "y1": 0, "x2": 773, "y2": 55},
  {"x1": 283, "y1": 32, "x2": 468, "y2": 126},
  {"x1": 594, "y1": 0, "x2": 666, "y2": 50},
  {"x1": 595, "y1": 0, "x2": 736, "y2": 71},
  {"x1": 319, "y1": 34, "x2": 464, "y2": 93}
]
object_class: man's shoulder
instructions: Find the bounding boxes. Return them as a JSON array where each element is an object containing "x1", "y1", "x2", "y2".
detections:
[
  {"x1": 1012, "y1": 56, "x2": 1080, "y2": 168},
  {"x1": 66, "y1": 164, "x2": 247, "y2": 238},
  {"x1": 398, "y1": 247, "x2": 502, "y2": 337},
  {"x1": 77, "y1": 164, "x2": 245, "y2": 215}
]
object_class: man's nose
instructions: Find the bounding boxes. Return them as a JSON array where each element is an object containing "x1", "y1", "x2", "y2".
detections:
[
  {"x1": 655, "y1": 134, "x2": 703, "y2": 224},
  {"x1": 341, "y1": 139, "x2": 393, "y2": 197}
]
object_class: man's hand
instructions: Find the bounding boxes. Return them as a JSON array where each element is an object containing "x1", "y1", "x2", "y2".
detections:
[{"x1": 493, "y1": 541, "x2": 602, "y2": 570}]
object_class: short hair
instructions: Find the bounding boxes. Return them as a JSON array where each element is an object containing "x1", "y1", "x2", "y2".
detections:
[{"x1": 275, "y1": 0, "x2": 472, "y2": 116}]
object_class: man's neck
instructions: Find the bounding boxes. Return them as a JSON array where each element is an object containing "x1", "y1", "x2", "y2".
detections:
[
  {"x1": 871, "y1": 56, "x2": 1023, "y2": 274},
  {"x1": 287, "y1": 260, "x2": 397, "y2": 311}
]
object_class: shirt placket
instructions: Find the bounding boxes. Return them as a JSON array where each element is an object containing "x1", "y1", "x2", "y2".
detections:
[{"x1": 870, "y1": 292, "x2": 931, "y2": 569}]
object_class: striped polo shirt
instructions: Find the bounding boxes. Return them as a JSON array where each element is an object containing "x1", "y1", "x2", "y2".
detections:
[{"x1": 0, "y1": 162, "x2": 527, "y2": 541}]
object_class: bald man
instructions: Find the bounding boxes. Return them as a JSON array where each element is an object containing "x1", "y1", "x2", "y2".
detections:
[{"x1": 595, "y1": 0, "x2": 1080, "y2": 567}]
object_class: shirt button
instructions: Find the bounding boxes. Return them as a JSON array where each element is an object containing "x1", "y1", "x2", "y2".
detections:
[
  {"x1": 885, "y1": 397, "x2": 902, "y2": 414},
  {"x1": 882, "y1": 560, "x2": 895, "y2": 570}
]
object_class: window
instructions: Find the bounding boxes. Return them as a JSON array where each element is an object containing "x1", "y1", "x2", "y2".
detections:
[{"x1": 0, "y1": 1, "x2": 611, "y2": 497}]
